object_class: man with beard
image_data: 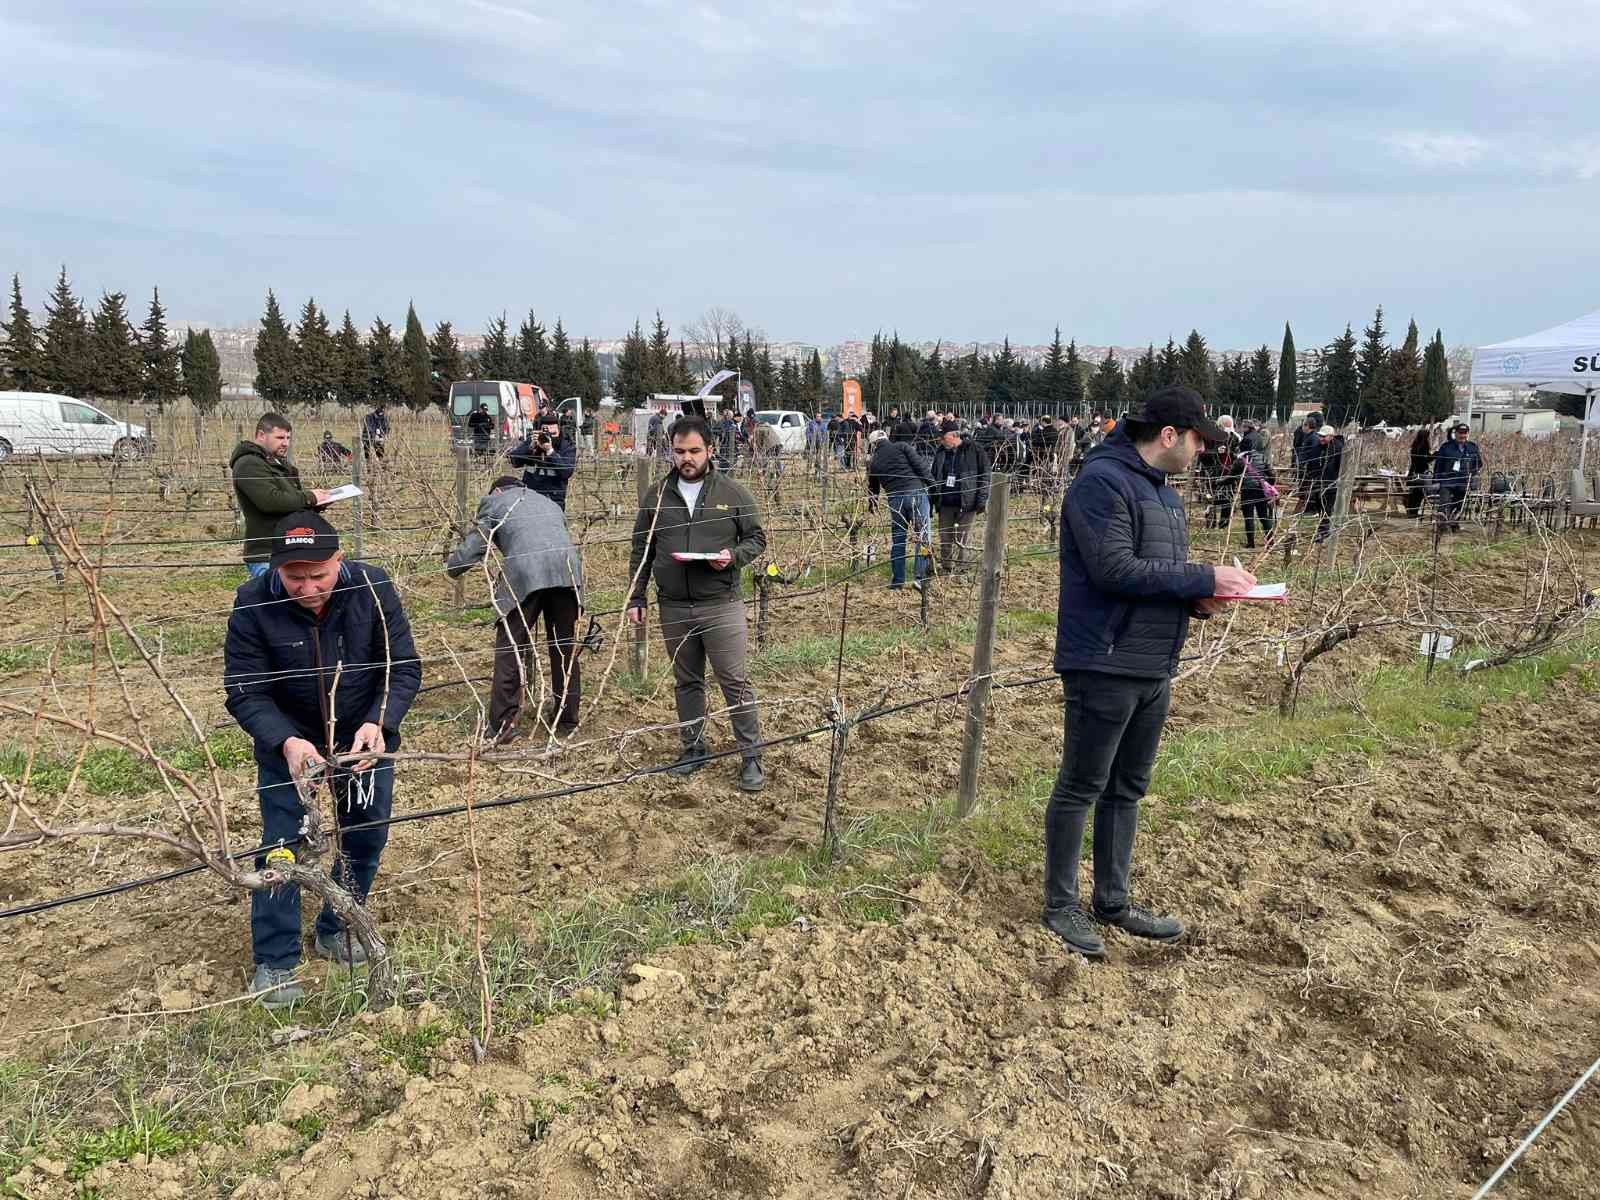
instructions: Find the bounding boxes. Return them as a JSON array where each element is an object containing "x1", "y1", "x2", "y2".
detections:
[{"x1": 628, "y1": 416, "x2": 769, "y2": 793}]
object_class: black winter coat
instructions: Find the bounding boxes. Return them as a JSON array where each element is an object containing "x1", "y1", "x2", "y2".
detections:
[
  {"x1": 929, "y1": 440, "x2": 991, "y2": 512},
  {"x1": 1055, "y1": 433, "x2": 1215, "y2": 679},
  {"x1": 223, "y1": 561, "x2": 422, "y2": 763},
  {"x1": 867, "y1": 439, "x2": 934, "y2": 497},
  {"x1": 509, "y1": 433, "x2": 577, "y2": 506}
]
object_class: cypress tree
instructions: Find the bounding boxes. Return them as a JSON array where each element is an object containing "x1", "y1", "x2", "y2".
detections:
[
  {"x1": 182, "y1": 328, "x2": 223, "y2": 413},
  {"x1": 1322, "y1": 326, "x2": 1360, "y2": 428},
  {"x1": 1420, "y1": 331, "x2": 1455, "y2": 423},
  {"x1": 515, "y1": 309, "x2": 547, "y2": 384},
  {"x1": 1042, "y1": 327, "x2": 1068, "y2": 413},
  {"x1": 428, "y1": 321, "x2": 464, "y2": 408},
  {"x1": 777, "y1": 357, "x2": 802, "y2": 408},
  {"x1": 367, "y1": 317, "x2": 403, "y2": 409},
  {"x1": 41, "y1": 267, "x2": 91, "y2": 397},
  {"x1": 254, "y1": 290, "x2": 296, "y2": 409},
  {"x1": 479, "y1": 313, "x2": 513, "y2": 379},
  {"x1": 139, "y1": 288, "x2": 181, "y2": 410},
  {"x1": 646, "y1": 311, "x2": 675, "y2": 395},
  {"x1": 1214, "y1": 354, "x2": 1243, "y2": 414},
  {"x1": 614, "y1": 320, "x2": 647, "y2": 407},
  {"x1": 1386, "y1": 320, "x2": 1423, "y2": 426},
  {"x1": 1276, "y1": 323, "x2": 1297, "y2": 424},
  {"x1": 1177, "y1": 330, "x2": 1215, "y2": 401},
  {"x1": 1247, "y1": 345, "x2": 1276, "y2": 421},
  {"x1": 293, "y1": 298, "x2": 335, "y2": 411},
  {"x1": 401, "y1": 302, "x2": 430, "y2": 411},
  {"x1": 549, "y1": 319, "x2": 575, "y2": 400},
  {"x1": 755, "y1": 343, "x2": 776, "y2": 408},
  {"x1": 1063, "y1": 338, "x2": 1086, "y2": 413},
  {"x1": 804, "y1": 349, "x2": 824, "y2": 408},
  {"x1": 1356, "y1": 305, "x2": 1390, "y2": 425},
  {"x1": 575, "y1": 338, "x2": 602, "y2": 407},
  {"x1": 334, "y1": 311, "x2": 368, "y2": 409},
  {"x1": 2, "y1": 274, "x2": 42, "y2": 391},
  {"x1": 90, "y1": 291, "x2": 143, "y2": 401},
  {"x1": 676, "y1": 341, "x2": 694, "y2": 393}
]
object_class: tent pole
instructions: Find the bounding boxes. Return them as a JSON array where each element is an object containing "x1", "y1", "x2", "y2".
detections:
[{"x1": 1582, "y1": 387, "x2": 1593, "y2": 474}]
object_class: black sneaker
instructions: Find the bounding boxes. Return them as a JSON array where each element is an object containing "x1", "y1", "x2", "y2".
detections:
[
  {"x1": 1092, "y1": 902, "x2": 1184, "y2": 943},
  {"x1": 1042, "y1": 905, "x2": 1106, "y2": 960},
  {"x1": 667, "y1": 744, "x2": 708, "y2": 777}
]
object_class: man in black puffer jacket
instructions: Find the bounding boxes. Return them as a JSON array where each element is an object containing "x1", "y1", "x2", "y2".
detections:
[
  {"x1": 868, "y1": 421, "x2": 935, "y2": 589},
  {"x1": 223, "y1": 511, "x2": 421, "y2": 1008},
  {"x1": 929, "y1": 420, "x2": 991, "y2": 573},
  {"x1": 1044, "y1": 387, "x2": 1257, "y2": 962}
]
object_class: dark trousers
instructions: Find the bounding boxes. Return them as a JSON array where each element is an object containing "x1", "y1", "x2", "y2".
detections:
[
  {"x1": 1241, "y1": 496, "x2": 1274, "y2": 547},
  {"x1": 491, "y1": 587, "x2": 581, "y2": 733},
  {"x1": 1438, "y1": 483, "x2": 1467, "y2": 527},
  {"x1": 252, "y1": 753, "x2": 394, "y2": 968},
  {"x1": 1404, "y1": 479, "x2": 1425, "y2": 518},
  {"x1": 659, "y1": 598, "x2": 762, "y2": 756},
  {"x1": 1043, "y1": 671, "x2": 1171, "y2": 917},
  {"x1": 937, "y1": 505, "x2": 976, "y2": 572}
]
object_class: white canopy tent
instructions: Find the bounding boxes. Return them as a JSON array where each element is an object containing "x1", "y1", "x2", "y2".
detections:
[{"x1": 1470, "y1": 309, "x2": 1600, "y2": 468}]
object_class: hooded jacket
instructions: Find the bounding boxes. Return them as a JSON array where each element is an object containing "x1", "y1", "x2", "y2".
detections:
[
  {"x1": 1054, "y1": 431, "x2": 1215, "y2": 679},
  {"x1": 628, "y1": 467, "x2": 766, "y2": 609},
  {"x1": 223, "y1": 560, "x2": 422, "y2": 762},
  {"x1": 229, "y1": 441, "x2": 319, "y2": 563}
]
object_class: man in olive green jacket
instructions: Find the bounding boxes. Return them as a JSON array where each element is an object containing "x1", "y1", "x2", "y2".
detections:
[
  {"x1": 628, "y1": 415, "x2": 768, "y2": 792},
  {"x1": 230, "y1": 413, "x2": 331, "y2": 576}
]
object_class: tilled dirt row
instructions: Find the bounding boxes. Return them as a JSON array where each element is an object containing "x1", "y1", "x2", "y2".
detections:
[{"x1": 11, "y1": 675, "x2": 1597, "y2": 1200}]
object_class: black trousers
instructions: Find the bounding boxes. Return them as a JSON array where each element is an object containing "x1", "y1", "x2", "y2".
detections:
[
  {"x1": 1043, "y1": 671, "x2": 1171, "y2": 917},
  {"x1": 1438, "y1": 483, "x2": 1467, "y2": 526},
  {"x1": 491, "y1": 587, "x2": 581, "y2": 733},
  {"x1": 1242, "y1": 496, "x2": 1274, "y2": 547}
]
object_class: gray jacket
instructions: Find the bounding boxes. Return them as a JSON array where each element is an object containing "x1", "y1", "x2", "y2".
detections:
[{"x1": 445, "y1": 487, "x2": 583, "y2": 616}]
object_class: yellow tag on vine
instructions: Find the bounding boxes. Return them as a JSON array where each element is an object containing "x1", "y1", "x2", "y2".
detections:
[
  {"x1": 24, "y1": 535, "x2": 40, "y2": 546},
  {"x1": 765, "y1": 563, "x2": 780, "y2": 577}
]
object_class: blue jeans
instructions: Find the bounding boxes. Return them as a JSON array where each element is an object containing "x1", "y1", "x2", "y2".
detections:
[
  {"x1": 887, "y1": 492, "x2": 931, "y2": 587},
  {"x1": 251, "y1": 752, "x2": 394, "y2": 967},
  {"x1": 246, "y1": 561, "x2": 270, "y2": 579}
]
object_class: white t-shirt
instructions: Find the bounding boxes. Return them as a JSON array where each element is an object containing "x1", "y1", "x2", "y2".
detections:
[{"x1": 677, "y1": 478, "x2": 704, "y2": 514}]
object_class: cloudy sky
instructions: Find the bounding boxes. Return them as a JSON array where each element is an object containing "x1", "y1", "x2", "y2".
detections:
[{"x1": 2, "y1": 1, "x2": 1594, "y2": 350}]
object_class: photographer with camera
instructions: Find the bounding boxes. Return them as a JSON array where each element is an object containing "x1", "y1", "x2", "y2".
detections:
[{"x1": 509, "y1": 411, "x2": 577, "y2": 509}]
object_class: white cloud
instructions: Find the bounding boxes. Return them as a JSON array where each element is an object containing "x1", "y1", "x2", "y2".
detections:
[{"x1": 1385, "y1": 132, "x2": 1492, "y2": 169}]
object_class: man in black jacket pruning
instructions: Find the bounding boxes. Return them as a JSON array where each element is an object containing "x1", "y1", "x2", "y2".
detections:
[
  {"x1": 628, "y1": 416, "x2": 769, "y2": 792},
  {"x1": 223, "y1": 511, "x2": 421, "y2": 1007},
  {"x1": 229, "y1": 413, "x2": 332, "y2": 577},
  {"x1": 867, "y1": 421, "x2": 935, "y2": 589},
  {"x1": 929, "y1": 419, "x2": 990, "y2": 573},
  {"x1": 1045, "y1": 387, "x2": 1256, "y2": 960}
]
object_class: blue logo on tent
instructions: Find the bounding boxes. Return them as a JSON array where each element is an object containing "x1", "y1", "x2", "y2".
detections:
[{"x1": 1501, "y1": 353, "x2": 1525, "y2": 374}]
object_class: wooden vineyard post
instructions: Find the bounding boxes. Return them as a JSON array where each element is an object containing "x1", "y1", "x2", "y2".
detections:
[
  {"x1": 956, "y1": 473, "x2": 1010, "y2": 819},
  {"x1": 1324, "y1": 437, "x2": 1363, "y2": 566},
  {"x1": 632, "y1": 458, "x2": 651, "y2": 677},
  {"x1": 350, "y1": 440, "x2": 364, "y2": 561},
  {"x1": 453, "y1": 445, "x2": 468, "y2": 608}
]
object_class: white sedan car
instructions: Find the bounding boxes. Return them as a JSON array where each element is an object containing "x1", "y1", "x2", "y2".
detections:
[{"x1": 753, "y1": 410, "x2": 807, "y2": 453}]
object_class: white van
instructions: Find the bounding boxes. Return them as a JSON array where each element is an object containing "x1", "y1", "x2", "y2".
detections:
[{"x1": 0, "y1": 392, "x2": 150, "y2": 462}]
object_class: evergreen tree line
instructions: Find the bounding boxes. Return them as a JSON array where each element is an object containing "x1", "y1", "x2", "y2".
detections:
[
  {"x1": 0, "y1": 268, "x2": 222, "y2": 411},
  {"x1": 2, "y1": 271, "x2": 1462, "y2": 428}
]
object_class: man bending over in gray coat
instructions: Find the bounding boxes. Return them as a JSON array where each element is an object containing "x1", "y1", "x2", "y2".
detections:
[{"x1": 446, "y1": 476, "x2": 584, "y2": 742}]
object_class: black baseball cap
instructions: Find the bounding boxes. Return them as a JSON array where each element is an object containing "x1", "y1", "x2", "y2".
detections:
[
  {"x1": 269, "y1": 510, "x2": 340, "y2": 568},
  {"x1": 1125, "y1": 386, "x2": 1227, "y2": 445}
]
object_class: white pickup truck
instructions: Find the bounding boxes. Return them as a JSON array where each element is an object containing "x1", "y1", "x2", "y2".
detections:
[{"x1": 754, "y1": 410, "x2": 807, "y2": 454}]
